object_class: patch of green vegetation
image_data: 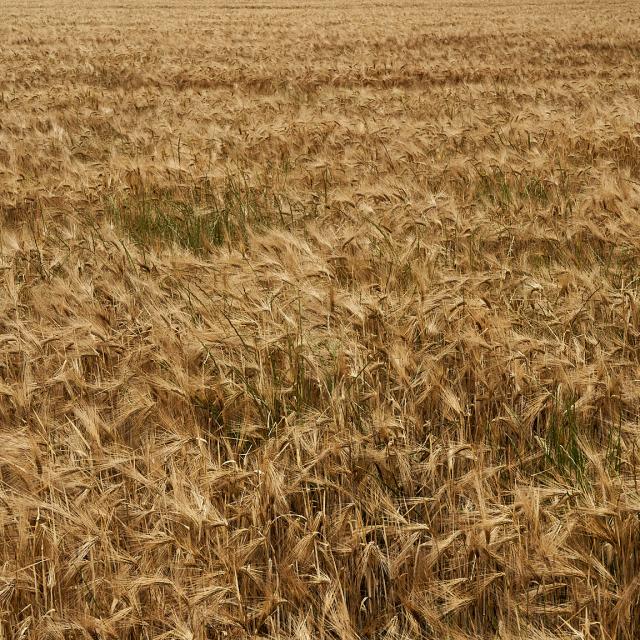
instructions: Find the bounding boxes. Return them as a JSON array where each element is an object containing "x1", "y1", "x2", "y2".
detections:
[
  {"x1": 522, "y1": 176, "x2": 549, "y2": 203},
  {"x1": 106, "y1": 173, "x2": 281, "y2": 253},
  {"x1": 605, "y1": 416, "x2": 623, "y2": 475},
  {"x1": 539, "y1": 396, "x2": 588, "y2": 487},
  {"x1": 107, "y1": 197, "x2": 225, "y2": 252},
  {"x1": 475, "y1": 167, "x2": 512, "y2": 209},
  {"x1": 473, "y1": 168, "x2": 550, "y2": 209}
]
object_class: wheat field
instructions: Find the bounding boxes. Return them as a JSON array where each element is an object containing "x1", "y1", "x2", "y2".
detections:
[{"x1": 1, "y1": 0, "x2": 640, "y2": 638}]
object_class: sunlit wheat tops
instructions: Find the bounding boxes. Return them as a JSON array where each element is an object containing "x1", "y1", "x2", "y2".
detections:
[{"x1": 1, "y1": 0, "x2": 640, "y2": 638}]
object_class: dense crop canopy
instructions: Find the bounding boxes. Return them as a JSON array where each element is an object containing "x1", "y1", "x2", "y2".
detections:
[{"x1": 1, "y1": 1, "x2": 640, "y2": 638}]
